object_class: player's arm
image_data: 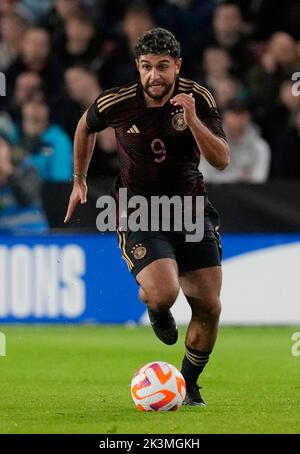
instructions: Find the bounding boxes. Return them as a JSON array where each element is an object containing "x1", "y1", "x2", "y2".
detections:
[
  {"x1": 64, "y1": 97, "x2": 109, "y2": 223},
  {"x1": 171, "y1": 93, "x2": 230, "y2": 170},
  {"x1": 64, "y1": 111, "x2": 96, "y2": 223}
]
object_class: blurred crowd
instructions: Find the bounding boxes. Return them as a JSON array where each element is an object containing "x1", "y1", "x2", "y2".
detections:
[{"x1": 0, "y1": 0, "x2": 300, "y2": 232}]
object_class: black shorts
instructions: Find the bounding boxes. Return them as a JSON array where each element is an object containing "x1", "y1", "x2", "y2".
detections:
[{"x1": 116, "y1": 209, "x2": 222, "y2": 278}]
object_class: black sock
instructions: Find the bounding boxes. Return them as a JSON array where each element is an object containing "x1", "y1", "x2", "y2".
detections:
[{"x1": 181, "y1": 345, "x2": 211, "y2": 388}]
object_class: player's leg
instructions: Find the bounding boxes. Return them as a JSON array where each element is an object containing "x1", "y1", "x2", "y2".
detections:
[
  {"x1": 116, "y1": 228, "x2": 179, "y2": 344},
  {"x1": 179, "y1": 265, "x2": 222, "y2": 406},
  {"x1": 180, "y1": 266, "x2": 222, "y2": 351},
  {"x1": 137, "y1": 258, "x2": 180, "y2": 345},
  {"x1": 138, "y1": 258, "x2": 179, "y2": 311}
]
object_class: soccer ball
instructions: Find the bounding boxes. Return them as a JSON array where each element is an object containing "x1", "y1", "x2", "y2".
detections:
[{"x1": 131, "y1": 361, "x2": 186, "y2": 411}]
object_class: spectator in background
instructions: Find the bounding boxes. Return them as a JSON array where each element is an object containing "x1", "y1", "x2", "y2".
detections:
[
  {"x1": 212, "y1": 76, "x2": 246, "y2": 112},
  {"x1": 0, "y1": 113, "x2": 16, "y2": 144},
  {"x1": 98, "y1": 0, "x2": 164, "y2": 30},
  {"x1": 99, "y1": 4, "x2": 155, "y2": 88},
  {"x1": 42, "y1": 0, "x2": 84, "y2": 45},
  {"x1": 19, "y1": 0, "x2": 52, "y2": 24},
  {"x1": 8, "y1": 71, "x2": 42, "y2": 122},
  {"x1": 193, "y1": 45, "x2": 249, "y2": 112},
  {"x1": 266, "y1": 80, "x2": 300, "y2": 177},
  {"x1": 264, "y1": 79, "x2": 300, "y2": 141},
  {"x1": 200, "y1": 101, "x2": 270, "y2": 183},
  {"x1": 234, "y1": 0, "x2": 300, "y2": 40},
  {"x1": 56, "y1": 13, "x2": 100, "y2": 69},
  {"x1": 196, "y1": 46, "x2": 247, "y2": 95},
  {"x1": 196, "y1": 3, "x2": 254, "y2": 79},
  {"x1": 64, "y1": 66, "x2": 119, "y2": 182},
  {"x1": 248, "y1": 32, "x2": 300, "y2": 128},
  {"x1": 0, "y1": 0, "x2": 28, "y2": 16},
  {"x1": 53, "y1": 0, "x2": 83, "y2": 18},
  {"x1": 0, "y1": 0, "x2": 17, "y2": 13},
  {"x1": 65, "y1": 66, "x2": 102, "y2": 112},
  {"x1": 0, "y1": 11, "x2": 28, "y2": 72},
  {"x1": 155, "y1": 0, "x2": 216, "y2": 74},
  {"x1": 0, "y1": 134, "x2": 48, "y2": 233},
  {"x1": 42, "y1": 0, "x2": 105, "y2": 56},
  {"x1": 5, "y1": 27, "x2": 64, "y2": 102},
  {"x1": 272, "y1": 109, "x2": 300, "y2": 178},
  {"x1": 5, "y1": 70, "x2": 76, "y2": 142},
  {"x1": 15, "y1": 92, "x2": 72, "y2": 183},
  {"x1": 199, "y1": 46, "x2": 234, "y2": 86}
]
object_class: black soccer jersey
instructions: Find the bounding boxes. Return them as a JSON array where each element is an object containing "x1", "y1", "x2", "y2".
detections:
[{"x1": 86, "y1": 77, "x2": 226, "y2": 198}]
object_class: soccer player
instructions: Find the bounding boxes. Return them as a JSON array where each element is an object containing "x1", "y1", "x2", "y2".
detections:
[{"x1": 64, "y1": 28, "x2": 230, "y2": 406}]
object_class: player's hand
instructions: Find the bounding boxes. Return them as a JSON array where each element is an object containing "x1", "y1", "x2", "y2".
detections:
[
  {"x1": 170, "y1": 93, "x2": 197, "y2": 127},
  {"x1": 64, "y1": 179, "x2": 88, "y2": 223}
]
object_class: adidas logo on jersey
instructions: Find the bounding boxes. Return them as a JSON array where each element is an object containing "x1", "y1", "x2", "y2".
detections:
[{"x1": 127, "y1": 124, "x2": 140, "y2": 134}]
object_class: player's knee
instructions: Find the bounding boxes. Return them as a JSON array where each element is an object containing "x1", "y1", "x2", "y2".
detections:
[
  {"x1": 139, "y1": 287, "x2": 147, "y2": 304},
  {"x1": 149, "y1": 286, "x2": 179, "y2": 312},
  {"x1": 193, "y1": 297, "x2": 221, "y2": 321},
  {"x1": 205, "y1": 298, "x2": 222, "y2": 321}
]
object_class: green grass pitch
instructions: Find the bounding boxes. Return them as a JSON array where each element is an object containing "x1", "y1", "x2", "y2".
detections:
[{"x1": 0, "y1": 325, "x2": 299, "y2": 434}]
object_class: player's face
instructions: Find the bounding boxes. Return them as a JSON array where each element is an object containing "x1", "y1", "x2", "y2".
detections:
[{"x1": 136, "y1": 54, "x2": 181, "y2": 100}]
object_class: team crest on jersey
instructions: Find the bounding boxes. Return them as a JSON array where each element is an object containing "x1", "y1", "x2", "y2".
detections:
[
  {"x1": 171, "y1": 110, "x2": 187, "y2": 131},
  {"x1": 131, "y1": 244, "x2": 147, "y2": 260}
]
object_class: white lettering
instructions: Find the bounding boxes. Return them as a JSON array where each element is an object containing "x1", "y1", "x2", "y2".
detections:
[
  {"x1": 0, "y1": 245, "x2": 86, "y2": 319},
  {"x1": 292, "y1": 72, "x2": 300, "y2": 96},
  {"x1": 0, "y1": 72, "x2": 6, "y2": 96},
  {"x1": 96, "y1": 196, "x2": 116, "y2": 231},
  {"x1": 0, "y1": 332, "x2": 6, "y2": 356},
  {"x1": 165, "y1": 439, "x2": 175, "y2": 448},
  {"x1": 291, "y1": 332, "x2": 300, "y2": 357},
  {"x1": 61, "y1": 246, "x2": 85, "y2": 318},
  {"x1": 34, "y1": 246, "x2": 59, "y2": 317},
  {"x1": 11, "y1": 245, "x2": 32, "y2": 318},
  {"x1": 190, "y1": 439, "x2": 201, "y2": 448},
  {"x1": 0, "y1": 246, "x2": 8, "y2": 317}
]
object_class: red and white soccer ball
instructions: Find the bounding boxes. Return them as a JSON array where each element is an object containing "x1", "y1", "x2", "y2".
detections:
[{"x1": 131, "y1": 361, "x2": 186, "y2": 411}]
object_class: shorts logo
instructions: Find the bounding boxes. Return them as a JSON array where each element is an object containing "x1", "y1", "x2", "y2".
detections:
[
  {"x1": 132, "y1": 244, "x2": 147, "y2": 260},
  {"x1": 171, "y1": 111, "x2": 187, "y2": 131}
]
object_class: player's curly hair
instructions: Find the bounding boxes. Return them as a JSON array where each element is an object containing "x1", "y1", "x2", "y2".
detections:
[{"x1": 134, "y1": 28, "x2": 181, "y2": 59}]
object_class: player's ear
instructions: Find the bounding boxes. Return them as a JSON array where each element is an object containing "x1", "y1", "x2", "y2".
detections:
[
  {"x1": 175, "y1": 58, "x2": 182, "y2": 75},
  {"x1": 135, "y1": 58, "x2": 140, "y2": 71}
]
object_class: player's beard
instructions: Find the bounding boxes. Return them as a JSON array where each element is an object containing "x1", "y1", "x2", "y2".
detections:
[{"x1": 143, "y1": 78, "x2": 175, "y2": 100}]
